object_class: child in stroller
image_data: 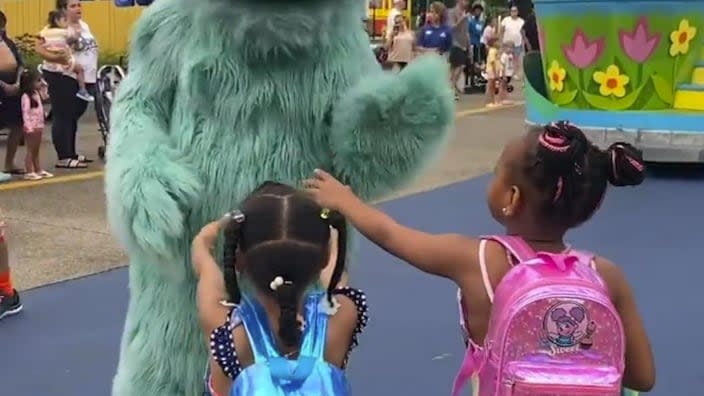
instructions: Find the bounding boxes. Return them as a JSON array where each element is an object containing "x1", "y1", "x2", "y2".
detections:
[{"x1": 95, "y1": 61, "x2": 126, "y2": 160}]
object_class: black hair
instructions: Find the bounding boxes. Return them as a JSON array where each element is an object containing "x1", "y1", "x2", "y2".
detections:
[
  {"x1": 47, "y1": 9, "x2": 66, "y2": 29},
  {"x1": 0, "y1": 11, "x2": 6, "y2": 30},
  {"x1": 523, "y1": 121, "x2": 645, "y2": 229},
  {"x1": 20, "y1": 69, "x2": 41, "y2": 108},
  {"x1": 56, "y1": 0, "x2": 69, "y2": 10},
  {"x1": 222, "y1": 181, "x2": 347, "y2": 348}
]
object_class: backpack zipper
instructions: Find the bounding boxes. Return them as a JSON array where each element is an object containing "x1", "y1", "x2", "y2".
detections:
[{"x1": 504, "y1": 379, "x2": 621, "y2": 395}]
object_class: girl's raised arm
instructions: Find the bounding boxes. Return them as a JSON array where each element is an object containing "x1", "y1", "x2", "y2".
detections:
[
  {"x1": 192, "y1": 219, "x2": 230, "y2": 333},
  {"x1": 305, "y1": 169, "x2": 479, "y2": 282}
]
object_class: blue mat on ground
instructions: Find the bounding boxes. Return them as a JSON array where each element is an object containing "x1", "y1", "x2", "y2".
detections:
[{"x1": 2, "y1": 173, "x2": 702, "y2": 395}]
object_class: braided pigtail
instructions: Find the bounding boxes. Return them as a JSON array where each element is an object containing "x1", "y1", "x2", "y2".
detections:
[
  {"x1": 325, "y1": 211, "x2": 348, "y2": 305},
  {"x1": 536, "y1": 121, "x2": 589, "y2": 204},
  {"x1": 222, "y1": 211, "x2": 245, "y2": 304},
  {"x1": 272, "y1": 278, "x2": 303, "y2": 348},
  {"x1": 605, "y1": 143, "x2": 645, "y2": 187}
]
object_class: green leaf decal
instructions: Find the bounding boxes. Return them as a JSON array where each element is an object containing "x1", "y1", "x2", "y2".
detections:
[
  {"x1": 552, "y1": 89, "x2": 578, "y2": 106},
  {"x1": 582, "y1": 83, "x2": 646, "y2": 111},
  {"x1": 651, "y1": 74, "x2": 673, "y2": 105}
]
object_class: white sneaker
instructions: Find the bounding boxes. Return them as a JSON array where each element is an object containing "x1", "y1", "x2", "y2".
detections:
[{"x1": 76, "y1": 90, "x2": 95, "y2": 102}]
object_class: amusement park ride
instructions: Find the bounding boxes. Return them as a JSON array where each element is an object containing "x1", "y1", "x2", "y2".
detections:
[{"x1": 114, "y1": 0, "x2": 704, "y2": 163}]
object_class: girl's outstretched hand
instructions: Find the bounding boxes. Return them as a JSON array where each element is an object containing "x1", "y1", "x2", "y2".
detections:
[{"x1": 303, "y1": 169, "x2": 355, "y2": 211}]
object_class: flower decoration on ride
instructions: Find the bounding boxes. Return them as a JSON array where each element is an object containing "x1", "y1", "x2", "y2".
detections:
[
  {"x1": 593, "y1": 65, "x2": 630, "y2": 98},
  {"x1": 669, "y1": 19, "x2": 697, "y2": 56},
  {"x1": 619, "y1": 17, "x2": 661, "y2": 63},
  {"x1": 562, "y1": 29, "x2": 605, "y2": 69},
  {"x1": 547, "y1": 60, "x2": 567, "y2": 92}
]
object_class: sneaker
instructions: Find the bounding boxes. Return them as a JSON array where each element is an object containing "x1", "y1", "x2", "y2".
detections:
[
  {"x1": 76, "y1": 90, "x2": 95, "y2": 102},
  {"x1": 0, "y1": 289, "x2": 23, "y2": 320}
]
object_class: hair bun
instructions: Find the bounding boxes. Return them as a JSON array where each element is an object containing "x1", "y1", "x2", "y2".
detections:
[
  {"x1": 537, "y1": 121, "x2": 589, "y2": 172},
  {"x1": 606, "y1": 143, "x2": 645, "y2": 186}
]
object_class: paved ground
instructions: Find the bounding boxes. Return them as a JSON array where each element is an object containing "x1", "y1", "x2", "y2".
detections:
[{"x1": 0, "y1": 92, "x2": 525, "y2": 291}]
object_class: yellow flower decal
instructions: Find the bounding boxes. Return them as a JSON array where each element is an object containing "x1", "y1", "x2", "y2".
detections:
[
  {"x1": 593, "y1": 65, "x2": 630, "y2": 98},
  {"x1": 669, "y1": 19, "x2": 697, "y2": 56},
  {"x1": 547, "y1": 60, "x2": 567, "y2": 92}
]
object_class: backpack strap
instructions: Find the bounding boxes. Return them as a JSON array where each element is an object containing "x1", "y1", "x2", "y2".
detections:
[
  {"x1": 238, "y1": 296, "x2": 281, "y2": 362},
  {"x1": 299, "y1": 291, "x2": 328, "y2": 359},
  {"x1": 483, "y1": 235, "x2": 537, "y2": 262}
]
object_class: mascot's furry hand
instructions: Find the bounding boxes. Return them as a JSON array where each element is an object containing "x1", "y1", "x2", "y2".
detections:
[
  {"x1": 106, "y1": 144, "x2": 202, "y2": 261},
  {"x1": 330, "y1": 54, "x2": 455, "y2": 198}
]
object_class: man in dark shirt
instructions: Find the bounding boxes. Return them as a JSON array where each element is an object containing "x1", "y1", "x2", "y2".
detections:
[{"x1": 523, "y1": 3, "x2": 539, "y2": 52}]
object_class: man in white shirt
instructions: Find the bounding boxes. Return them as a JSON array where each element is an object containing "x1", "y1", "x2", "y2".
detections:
[
  {"x1": 499, "y1": 5, "x2": 529, "y2": 79},
  {"x1": 385, "y1": 0, "x2": 405, "y2": 40}
]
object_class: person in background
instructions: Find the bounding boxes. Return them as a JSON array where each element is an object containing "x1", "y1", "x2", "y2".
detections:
[
  {"x1": 36, "y1": 0, "x2": 99, "y2": 169},
  {"x1": 499, "y1": 5, "x2": 529, "y2": 79},
  {"x1": 0, "y1": 220, "x2": 21, "y2": 320},
  {"x1": 385, "y1": 0, "x2": 406, "y2": 40},
  {"x1": 480, "y1": 16, "x2": 497, "y2": 59},
  {"x1": 499, "y1": 41, "x2": 515, "y2": 98},
  {"x1": 385, "y1": 15, "x2": 416, "y2": 71},
  {"x1": 20, "y1": 69, "x2": 54, "y2": 181},
  {"x1": 447, "y1": 0, "x2": 469, "y2": 100},
  {"x1": 39, "y1": 9, "x2": 94, "y2": 102},
  {"x1": 0, "y1": 11, "x2": 25, "y2": 181},
  {"x1": 484, "y1": 36, "x2": 503, "y2": 107},
  {"x1": 466, "y1": 2, "x2": 485, "y2": 88},
  {"x1": 417, "y1": 2, "x2": 452, "y2": 58},
  {"x1": 523, "y1": 2, "x2": 540, "y2": 53}
]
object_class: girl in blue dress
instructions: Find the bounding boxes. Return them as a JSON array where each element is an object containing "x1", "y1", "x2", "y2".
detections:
[{"x1": 192, "y1": 182, "x2": 368, "y2": 396}]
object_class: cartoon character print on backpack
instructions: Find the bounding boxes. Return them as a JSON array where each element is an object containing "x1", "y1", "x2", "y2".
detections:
[{"x1": 541, "y1": 301, "x2": 597, "y2": 355}]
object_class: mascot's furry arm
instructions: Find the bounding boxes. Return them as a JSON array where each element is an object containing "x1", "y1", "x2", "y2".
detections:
[
  {"x1": 329, "y1": 54, "x2": 455, "y2": 200},
  {"x1": 105, "y1": 3, "x2": 201, "y2": 261}
]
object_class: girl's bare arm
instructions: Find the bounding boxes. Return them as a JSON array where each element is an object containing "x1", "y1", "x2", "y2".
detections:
[
  {"x1": 192, "y1": 235, "x2": 229, "y2": 333},
  {"x1": 596, "y1": 258, "x2": 655, "y2": 392},
  {"x1": 334, "y1": 194, "x2": 478, "y2": 282}
]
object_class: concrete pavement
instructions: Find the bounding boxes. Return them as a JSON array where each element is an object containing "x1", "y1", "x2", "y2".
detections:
[{"x1": 0, "y1": 92, "x2": 526, "y2": 291}]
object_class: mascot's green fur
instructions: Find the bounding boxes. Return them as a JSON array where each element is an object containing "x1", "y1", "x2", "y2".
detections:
[{"x1": 105, "y1": 0, "x2": 454, "y2": 393}]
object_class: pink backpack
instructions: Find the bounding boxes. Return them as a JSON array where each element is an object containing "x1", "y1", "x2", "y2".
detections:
[{"x1": 452, "y1": 235, "x2": 625, "y2": 396}]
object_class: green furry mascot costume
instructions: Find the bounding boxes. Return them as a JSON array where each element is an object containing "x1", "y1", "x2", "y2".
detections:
[{"x1": 105, "y1": 0, "x2": 454, "y2": 394}]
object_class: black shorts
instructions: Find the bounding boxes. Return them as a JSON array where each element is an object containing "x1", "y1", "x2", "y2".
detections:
[
  {"x1": 0, "y1": 95, "x2": 22, "y2": 129},
  {"x1": 449, "y1": 46, "x2": 467, "y2": 68}
]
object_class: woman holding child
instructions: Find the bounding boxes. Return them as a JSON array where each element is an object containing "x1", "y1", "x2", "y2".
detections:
[{"x1": 35, "y1": 0, "x2": 99, "y2": 169}]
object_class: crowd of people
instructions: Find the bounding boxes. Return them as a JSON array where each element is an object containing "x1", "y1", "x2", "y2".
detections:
[
  {"x1": 0, "y1": 0, "x2": 98, "y2": 185},
  {"x1": 0, "y1": 0, "x2": 98, "y2": 320},
  {"x1": 381, "y1": 0, "x2": 539, "y2": 105}
]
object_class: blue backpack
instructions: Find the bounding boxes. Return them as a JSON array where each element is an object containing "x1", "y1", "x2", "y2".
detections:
[{"x1": 229, "y1": 291, "x2": 351, "y2": 396}]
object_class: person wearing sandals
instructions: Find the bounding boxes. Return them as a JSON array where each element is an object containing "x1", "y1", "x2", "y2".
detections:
[
  {"x1": 20, "y1": 70, "x2": 54, "y2": 181},
  {"x1": 35, "y1": 0, "x2": 98, "y2": 169},
  {"x1": 0, "y1": 11, "x2": 25, "y2": 180}
]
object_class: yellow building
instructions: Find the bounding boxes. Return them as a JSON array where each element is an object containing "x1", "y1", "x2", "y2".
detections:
[{"x1": 1, "y1": 0, "x2": 143, "y2": 54}]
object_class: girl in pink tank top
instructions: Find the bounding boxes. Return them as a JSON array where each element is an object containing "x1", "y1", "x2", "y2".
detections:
[
  {"x1": 20, "y1": 70, "x2": 53, "y2": 181},
  {"x1": 305, "y1": 121, "x2": 655, "y2": 394}
]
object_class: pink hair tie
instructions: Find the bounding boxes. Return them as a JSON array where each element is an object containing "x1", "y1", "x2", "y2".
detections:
[{"x1": 538, "y1": 131, "x2": 570, "y2": 153}]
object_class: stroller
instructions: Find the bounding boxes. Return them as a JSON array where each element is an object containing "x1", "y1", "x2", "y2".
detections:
[{"x1": 95, "y1": 62, "x2": 126, "y2": 160}]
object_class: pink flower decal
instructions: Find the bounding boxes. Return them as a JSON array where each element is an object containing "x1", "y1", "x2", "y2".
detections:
[
  {"x1": 561, "y1": 29, "x2": 605, "y2": 69},
  {"x1": 619, "y1": 17, "x2": 661, "y2": 63}
]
